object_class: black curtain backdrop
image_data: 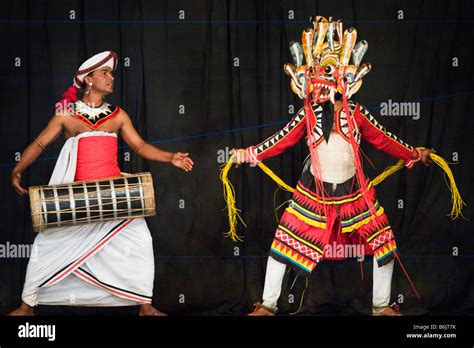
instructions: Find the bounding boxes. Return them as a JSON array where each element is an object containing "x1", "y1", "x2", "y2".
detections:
[{"x1": 0, "y1": 0, "x2": 472, "y2": 316}]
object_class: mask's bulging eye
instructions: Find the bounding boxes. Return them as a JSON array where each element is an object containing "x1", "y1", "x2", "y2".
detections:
[
  {"x1": 324, "y1": 65, "x2": 335, "y2": 75},
  {"x1": 344, "y1": 72, "x2": 355, "y2": 84},
  {"x1": 297, "y1": 73, "x2": 305, "y2": 85}
]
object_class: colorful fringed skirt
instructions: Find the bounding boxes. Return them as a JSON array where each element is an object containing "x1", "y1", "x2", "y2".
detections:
[{"x1": 269, "y1": 165, "x2": 397, "y2": 275}]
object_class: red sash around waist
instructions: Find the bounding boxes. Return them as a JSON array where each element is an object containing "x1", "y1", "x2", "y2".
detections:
[{"x1": 74, "y1": 135, "x2": 121, "y2": 181}]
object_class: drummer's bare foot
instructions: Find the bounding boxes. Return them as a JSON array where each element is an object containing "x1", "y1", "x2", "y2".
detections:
[
  {"x1": 139, "y1": 304, "x2": 167, "y2": 316},
  {"x1": 7, "y1": 302, "x2": 34, "y2": 316},
  {"x1": 248, "y1": 302, "x2": 276, "y2": 316}
]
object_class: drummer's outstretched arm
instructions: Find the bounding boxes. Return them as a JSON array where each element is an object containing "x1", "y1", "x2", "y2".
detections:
[
  {"x1": 11, "y1": 115, "x2": 64, "y2": 195},
  {"x1": 118, "y1": 110, "x2": 194, "y2": 172}
]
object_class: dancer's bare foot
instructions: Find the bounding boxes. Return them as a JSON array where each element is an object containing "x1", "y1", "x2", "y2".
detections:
[
  {"x1": 7, "y1": 302, "x2": 34, "y2": 316},
  {"x1": 372, "y1": 304, "x2": 403, "y2": 316},
  {"x1": 248, "y1": 302, "x2": 276, "y2": 316},
  {"x1": 139, "y1": 303, "x2": 167, "y2": 316}
]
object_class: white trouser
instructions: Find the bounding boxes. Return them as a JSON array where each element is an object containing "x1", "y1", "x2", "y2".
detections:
[
  {"x1": 261, "y1": 256, "x2": 394, "y2": 311},
  {"x1": 261, "y1": 257, "x2": 287, "y2": 310},
  {"x1": 372, "y1": 257, "x2": 395, "y2": 307}
]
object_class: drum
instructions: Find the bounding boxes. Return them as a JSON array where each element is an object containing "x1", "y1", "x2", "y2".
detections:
[{"x1": 29, "y1": 172, "x2": 156, "y2": 232}]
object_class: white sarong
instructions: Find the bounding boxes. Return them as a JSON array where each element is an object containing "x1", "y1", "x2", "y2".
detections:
[{"x1": 22, "y1": 132, "x2": 155, "y2": 307}]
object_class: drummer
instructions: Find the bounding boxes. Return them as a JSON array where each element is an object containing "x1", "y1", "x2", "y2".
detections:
[{"x1": 9, "y1": 51, "x2": 193, "y2": 316}]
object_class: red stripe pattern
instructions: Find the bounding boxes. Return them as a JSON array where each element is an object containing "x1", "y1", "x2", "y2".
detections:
[
  {"x1": 41, "y1": 219, "x2": 133, "y2": 288},
  {"x1": 74, "y1": 268, "x2": 151, "y2": 303}
]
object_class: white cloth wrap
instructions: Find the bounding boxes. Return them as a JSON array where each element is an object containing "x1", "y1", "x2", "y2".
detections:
[{"x1": 22, "y1": 132, "x2": 154, "y2": 307}]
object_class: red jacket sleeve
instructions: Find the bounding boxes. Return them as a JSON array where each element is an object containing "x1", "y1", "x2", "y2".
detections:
[
  {"x1": 356, "y1": 103, "x2": 421, "y2": 168},
  {"x1": 246, "y1": 107, "x2": 307, "y2": 163}
]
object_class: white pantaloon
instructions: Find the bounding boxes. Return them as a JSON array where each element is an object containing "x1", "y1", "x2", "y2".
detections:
[{"x1": 262, "y1": 256, "x2": 394, "y2": 311}]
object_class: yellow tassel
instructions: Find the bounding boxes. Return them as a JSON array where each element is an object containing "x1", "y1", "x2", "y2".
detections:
[
  {"x1": 257, "y1": 161, "x2": 295, "y2": 193},
  {"x1": 257, "y1": 155, "x2": 404, "y2": 192},
  {"x1": 273, "y1": 187, "x2": 280, "y2": 223},
  {"x1": 219, "y1": 154, "x2": 246, "y2": 242},
  {"x1": 371, "y1": 160, "x2": 405, "y2": 186},
  {"x1": 256, "y1": 150, "x2": 465, "y2": 219},
  {"x1": 289, "y1": 277, "x2": 309, "y2": 315},
  {"x1": 220, "y1": 147, "x2": 465, "y2": 243},
  {"x1": 372, "y1": 147, "x2": 466, "y2": 219},
  {"x1": 427, "y1": 151, "x2": 466, "y2": 219}
]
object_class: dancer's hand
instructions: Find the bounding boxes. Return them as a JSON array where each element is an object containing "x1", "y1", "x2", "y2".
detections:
[
  {"x1": 420, "y1": 148, "x2": 436, "y2": 167},
  {"x1": 171, "y1": 152, "x2": 194, "y2": 172},
  {"x1": 231, "y1": 149, "x2": 248, "y2": 168},
  {"x1": 11, "y1": 171, "x2": 28, "y2": 196}
]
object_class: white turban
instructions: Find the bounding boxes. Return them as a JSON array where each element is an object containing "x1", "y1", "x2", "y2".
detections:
[{"x1": 73, "y1": 51, "x2": 118, "y2": 89}]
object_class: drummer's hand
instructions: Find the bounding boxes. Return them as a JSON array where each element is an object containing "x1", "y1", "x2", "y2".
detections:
[
  {"x1": 11, "y1": 171, "x2": 28, "y2": 196},
  {"x1": 231, "y1": 148, "x2": 248, "y2": 168},
  {"x1": 171, "y1": 152, "x2": 194, "y2": 172}
]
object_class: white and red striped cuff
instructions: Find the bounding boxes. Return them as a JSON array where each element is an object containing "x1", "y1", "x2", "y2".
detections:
[
  {"x1": 246, "y1": 146, "x2": 260, "y2": 165},
  {"x1": 405, "y1": 148, "x2": 422, "y2": 169}
]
